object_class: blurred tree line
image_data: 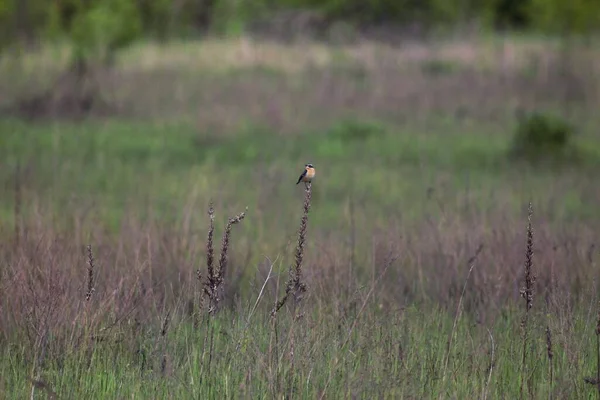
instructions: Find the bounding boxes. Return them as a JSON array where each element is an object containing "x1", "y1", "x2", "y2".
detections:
[
  {"x1": 0, "y1": 0, "x2": 597, "y2": 117},
  {"x1": 1, "y1": 0, "x2": 599, "y2": 49},
  {"x1": 0, "y1": 0, "x2": 598, "y2": 64}
]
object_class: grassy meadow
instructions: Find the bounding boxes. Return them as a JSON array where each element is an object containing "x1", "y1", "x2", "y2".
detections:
[{"x1": 1, "y1": 34, "x2": 600, "y2": 398}]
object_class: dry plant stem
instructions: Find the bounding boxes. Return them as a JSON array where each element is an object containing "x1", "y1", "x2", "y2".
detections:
[
  {"x1": 30, "y1": 330, "x2": 49, "y2": 400},
  {"x1": 441, "y1": 243, "x2": 483, "y2": 388},
  {"x1": 30, "y1": 379, "x2": 56, "y2": 400},
  {"x1": 272, "y1": 182, "x2": 311, "y2": 317},
  {"x1": 199, "y1": 314, "x2": 209, "y2": 380},
  {"x1": 273, "y1": 182, "x2": 312, "y2": 398},
  {"x1": 482, "y1": 327, "x2": 495, "y2": 400},
  {"x1": 272, "y1": 316, "x2": 281, "y2": 395},
  {"x1": 160, "y1": 309, "x2": 171, "y2": 375},
  {"x1": 201, "y1": 206, "x2": 247, "y2": 381},
  {"x1": 85, "y1": 245, "x2": 95, "y2": 301},
  {"x1": 194, "y1": 267, "x2": 202, "y2": 328},
  {"x1": 206, "y1": 296, "x2": 216, "y2": 376},
  {"x1": 546, "y1": 325, "x2": 554, "y2": 400},
  {"x1": 203, "y1": 204, "x2": 246, "y2": 315},
  {"x1": 199, "y1": 311, "x2": 216, "y2": 382},
  {"x1": 268, "y1": 266, "x2": 283, "y2": 396},
  {"x1": 597, "y1": 305, "x2": 600, "y2": 394},
  {"x1": 215, "y1": 208, "x2": 247, "y2": 304},
  {"x1": 247, "y1": 258, "x2": 276, "y2": 326},
  {"x1": 203, "y1": 203, "x2": 216, "y2": 311},
  {"x1": 348, "y1": 195, "x2": 356, "y2": 300},
  {"x1": 236, "y1": 258, "x2": 276, "y2": 352},
  {"x1": 319, "y1": 257, "x2": 394, "y2": 400},
  {"x1": 207, "y1": 203, "x2": 215, "y2": 278},
  {"x1": 14, "y1": 161, "x2": 21, "y2": 249},
  {"x1": 200, "y1": 203, "x2": 216, "y2": 380},
  {"x1": 288, "y1": 323, "x2": 296, "y2": 399},
  {"x1": 520, "y1": 202, "x2": 536, "y2": 400}
]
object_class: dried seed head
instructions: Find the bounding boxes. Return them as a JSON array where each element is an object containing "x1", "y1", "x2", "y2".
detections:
[
  {"x1": 203, "y1": 204, "x2": 247, "y2": 315},
  {"x1": 272, "y1": 182, "x2": 312, "y2": 317},
  {"x1": 596, "y1": 304, "x2": 600, "y2": 336},
  {"x1": 85, "y1": 244, "x2": 95, "y2": 301},
  {"x1": 545, "y1": 325, "x2": 553, "y2": 360},
  {"x1": 520, "y1": 202, "x2": 536, "y2": 312}
]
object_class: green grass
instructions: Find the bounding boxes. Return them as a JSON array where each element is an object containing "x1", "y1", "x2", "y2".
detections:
[
  {"x1": 2, "y1": 306, "x2": 597, "y2": 399},
  {"x1": 2, "y1": 116, "x2": 599, "y2": 230}
]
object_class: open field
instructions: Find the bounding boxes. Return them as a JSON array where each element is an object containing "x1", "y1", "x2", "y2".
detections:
[{"x1": 1, "y1": 34, "x2": 600, "y2": 398}]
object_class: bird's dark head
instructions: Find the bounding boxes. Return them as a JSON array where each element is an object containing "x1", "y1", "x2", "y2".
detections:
[{"x1": 306, "y1": 163, "x2": 314, "y2": 169}]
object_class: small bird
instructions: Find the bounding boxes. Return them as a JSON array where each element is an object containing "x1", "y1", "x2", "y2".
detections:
[{"x1": 296, "y1": 163, "x2": 316, "y2": 185}]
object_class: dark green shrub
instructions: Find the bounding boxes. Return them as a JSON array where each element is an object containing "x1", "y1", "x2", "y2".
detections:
[
  {"x1": 2, "y1": 0, "x2": 600, "y2": 49},
  {"x1": 328, "y1": 119, "x2": 386, "y2": 142},
  {"x1": 510, "y1": 111, "x2": 576, "y2": 161},
  {"x1": 528, "y1": 0, "x2": 600, "y2": 34}
]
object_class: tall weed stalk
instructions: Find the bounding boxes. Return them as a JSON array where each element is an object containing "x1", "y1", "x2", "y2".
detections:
[{"x1": 520, "y1": 202, "x2": 536, "y2": 399}]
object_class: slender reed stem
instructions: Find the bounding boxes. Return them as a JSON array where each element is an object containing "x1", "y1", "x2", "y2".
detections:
[
  {"x1": 596, "y1": 305, "x2": 600, "y2": 394},
  {"x1": 482, "y1": 327, "x2": 495, "y2": 400},
  {"x1": 546, "y1": 325, "x2": 553, "y2": 400},
  {"x1": 442, "y1": 243, "x2": 483, "y2": 388},
  {"x1": 14, "y1": 160, "x2": 21, "y2": 249}
]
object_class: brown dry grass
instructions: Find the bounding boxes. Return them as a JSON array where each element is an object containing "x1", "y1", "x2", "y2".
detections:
[
  {"x1": 1, "y1": 35, "x2": 599, "y2": 129},
  {"x1": 1, "y1": 192, "x2": 597, "y2": 350},
  {"x1": 0, "y1": 182, "x2": 597, "y2": 398}
]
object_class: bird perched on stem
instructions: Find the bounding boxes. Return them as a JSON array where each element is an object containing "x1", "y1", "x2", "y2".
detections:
[{"x1": 296, "y1": 163, "x2": 315, "y2": 185}]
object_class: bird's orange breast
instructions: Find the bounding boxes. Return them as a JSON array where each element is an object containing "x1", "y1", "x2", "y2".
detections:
[{"x1": 305, "y1": 168, "x2": 315, "y2": 179}]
